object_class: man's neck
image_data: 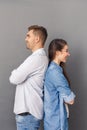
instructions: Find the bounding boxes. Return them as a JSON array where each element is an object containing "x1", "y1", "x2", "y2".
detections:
[{"x1": 32, "y1": 45, "x2": 44, "y2": 52}]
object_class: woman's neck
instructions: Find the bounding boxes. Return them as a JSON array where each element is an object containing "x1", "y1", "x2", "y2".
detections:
[{"x1": 53, "y1": 59, "x2": 60, "y2": 65}]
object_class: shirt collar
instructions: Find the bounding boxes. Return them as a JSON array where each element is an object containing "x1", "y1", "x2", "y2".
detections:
[
  {"x1": 51, "y1": 61, "x2": 63, "y2": 72},
  {"x1": 32, "y1": 48, "x2": 45, "y2": 55}
]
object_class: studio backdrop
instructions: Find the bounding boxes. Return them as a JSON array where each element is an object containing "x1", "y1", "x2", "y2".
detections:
[{"x1": 0, "y1": 0, "x2": 87, "y2": 130}]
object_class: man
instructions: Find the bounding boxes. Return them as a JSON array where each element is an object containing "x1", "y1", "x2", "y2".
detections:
[{"x1": 9, "y1": 25, "x2": 48, "y2": 130}]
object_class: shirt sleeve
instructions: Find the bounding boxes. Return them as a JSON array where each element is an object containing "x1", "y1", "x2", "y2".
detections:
[
  {"x1": 60, "y1": 92, "x2": 76, "y2": 103},
  {"x1": 49, "y1": 68, "x2": 75, "y2": 101},
  {"x1": 9, "y1": 55, "x2": 42, "y2": 85}
]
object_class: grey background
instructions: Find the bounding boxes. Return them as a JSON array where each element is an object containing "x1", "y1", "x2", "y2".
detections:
[{"x1": 0, "y1": 0, "x2": 87, "y2": 130}]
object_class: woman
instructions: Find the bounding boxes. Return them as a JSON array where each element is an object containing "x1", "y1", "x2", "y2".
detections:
[{"x1": 44, "y1": 39, "x2": 75, "y2": 130}]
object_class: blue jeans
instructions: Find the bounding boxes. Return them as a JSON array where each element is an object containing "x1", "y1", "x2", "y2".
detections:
[{"x1": 15, "y1": 114, "x2": 40, "y2": 130}]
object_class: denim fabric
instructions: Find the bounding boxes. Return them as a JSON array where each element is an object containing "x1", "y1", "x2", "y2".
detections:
[
  {"x1": 44, "y1": 61, "x2": 75, "y2": 130},
  {"x1": 15, "y1": 114, "x2": 40, "y2": 130}
]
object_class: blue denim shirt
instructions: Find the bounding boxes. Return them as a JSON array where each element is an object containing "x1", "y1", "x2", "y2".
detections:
[{"x1": 44, "y1": 61, "x2": 75, "y2": 130}]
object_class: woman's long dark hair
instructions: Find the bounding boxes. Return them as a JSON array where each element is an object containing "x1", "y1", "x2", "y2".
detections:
[{"x1": 48, "y1": 39, "x2": 70, "y2": 85}]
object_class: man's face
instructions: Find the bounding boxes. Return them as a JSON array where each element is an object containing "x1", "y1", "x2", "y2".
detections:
[{"x1": 25, "y1": 30, "x2": 36, "y2": 51}]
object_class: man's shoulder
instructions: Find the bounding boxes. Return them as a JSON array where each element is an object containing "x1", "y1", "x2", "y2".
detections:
[{"x1": 23, "y1": 52, "x2": 48, "y2": 67}]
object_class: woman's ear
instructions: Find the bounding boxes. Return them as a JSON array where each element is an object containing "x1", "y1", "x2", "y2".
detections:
[{"x1": 55, "y1": 51, "x2": 60, "y2": 56}]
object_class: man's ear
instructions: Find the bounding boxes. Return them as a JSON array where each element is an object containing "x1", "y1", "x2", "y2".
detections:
[{"x1": 35, "y1": 36, "x2": 40, "y2": 43}]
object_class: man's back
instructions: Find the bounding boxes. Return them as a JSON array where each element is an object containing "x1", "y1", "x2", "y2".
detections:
[{"x1": 10, "y1": 48, "x2": 48, "y2": 119}]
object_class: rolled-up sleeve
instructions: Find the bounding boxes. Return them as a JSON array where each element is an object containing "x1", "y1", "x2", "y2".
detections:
[{"x1": 60, "y1": 91, "x2": 75, "y2": 103}]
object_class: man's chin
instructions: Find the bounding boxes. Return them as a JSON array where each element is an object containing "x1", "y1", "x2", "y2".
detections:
[{"x1": 26, "y1": 46, "x2": 30, "y2": 49}]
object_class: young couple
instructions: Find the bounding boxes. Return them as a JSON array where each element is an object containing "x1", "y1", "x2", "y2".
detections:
[{"x1": 9, "y1": 25, "x2": 75, "y2": 130}]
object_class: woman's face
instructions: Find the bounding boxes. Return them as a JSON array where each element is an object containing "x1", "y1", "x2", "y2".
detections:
[{"x1": 60, "y1": 45, "x2": 70, "y2": 63}]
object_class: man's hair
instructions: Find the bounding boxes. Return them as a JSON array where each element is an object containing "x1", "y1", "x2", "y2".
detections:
[{"x1": 28, "y1": 25, "x2": 48, "y2": 45}]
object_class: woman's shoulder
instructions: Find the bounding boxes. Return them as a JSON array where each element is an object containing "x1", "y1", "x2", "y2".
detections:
[
  {"x1": 48, "y1": 62, "x2": 62, "y2": 72},
  {"x1": 45, "y1": 62, "x2": 62, "y2": 78}
]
